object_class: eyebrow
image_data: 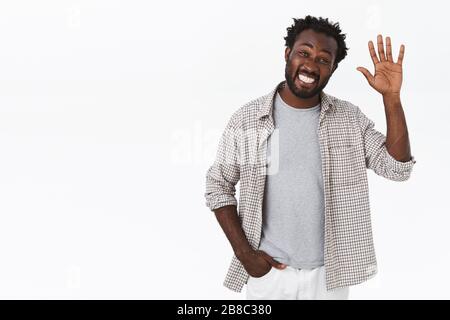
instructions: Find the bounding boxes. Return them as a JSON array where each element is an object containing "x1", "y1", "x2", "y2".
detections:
[{"x1": 298, "y1": 42, "x2": 333, "y2": 56}]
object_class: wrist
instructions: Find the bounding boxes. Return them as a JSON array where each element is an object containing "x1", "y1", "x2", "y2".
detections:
[
  {"x1": 235, "y1": 247, "x2": 254, "y2": 261},
  {"x1": 382, "y1": 92, "x2": 401, "y2": 104}
]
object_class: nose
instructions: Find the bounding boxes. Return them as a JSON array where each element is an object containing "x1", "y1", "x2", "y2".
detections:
[
  {"x1": 302, "y1": 62, "x2": 314, "y2": 72},
  {"x1": 301, "y1": 59, "x2": 319, "y2": 75}
]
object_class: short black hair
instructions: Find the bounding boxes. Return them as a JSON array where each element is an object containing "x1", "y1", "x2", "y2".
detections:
[{"x1": 284, "y1": 15, "x2": 349, "y2": 68}]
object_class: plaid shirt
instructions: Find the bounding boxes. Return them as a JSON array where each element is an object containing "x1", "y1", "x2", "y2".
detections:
[{"x1": 205, "y1": 80, "x2": 416, "y2": 293}]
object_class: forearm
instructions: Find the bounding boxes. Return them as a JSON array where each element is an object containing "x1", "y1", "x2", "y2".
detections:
[
  {"x1": 383, "y1": 93, "x2": 412, "y2": 162},
  {"x1": 213, "y1": 205, "x2": 253, "y2": 260}
]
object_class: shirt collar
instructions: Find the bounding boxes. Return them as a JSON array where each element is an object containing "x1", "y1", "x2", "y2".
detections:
[{"x1": 257, "y1": 80, "x2": 336, "y2": 120}]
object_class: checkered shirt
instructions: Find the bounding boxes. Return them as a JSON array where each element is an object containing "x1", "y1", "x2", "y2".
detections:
[{"x1": 205, "y1": 80, "x2": 416, "y2": 292}]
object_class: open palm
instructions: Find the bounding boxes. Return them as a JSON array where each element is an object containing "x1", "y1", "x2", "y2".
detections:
[{"x1": 357, "y1": 35, "x2": 405, "y2": 96}]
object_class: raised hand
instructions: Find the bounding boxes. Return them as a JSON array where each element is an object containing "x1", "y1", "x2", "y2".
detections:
[{"x1": 357, "y1": 34, "x2": 405, "y2": 96}]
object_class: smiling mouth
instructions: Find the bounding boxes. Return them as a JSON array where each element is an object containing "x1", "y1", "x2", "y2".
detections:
[{"x1": 297, "y1": 73, "x2": 317, "y2": 86}]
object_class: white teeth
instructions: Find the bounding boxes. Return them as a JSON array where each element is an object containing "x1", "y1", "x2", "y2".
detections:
[{"x1": 298, "y1": 74, "x2": 315, "y2": 84}]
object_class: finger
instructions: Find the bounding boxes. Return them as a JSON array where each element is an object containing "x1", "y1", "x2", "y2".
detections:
[
  {"x1": 357, "y1": 67, "x2": 375, "y2": 86},
  {"x1": 377, "y1": 34, "x2": 386, "y2": 61},
  {"x1": 386, "y1": 36, "x2": 393, "y2": 62},
  {"x1": 260, "y1": 251, "x2": 286, "y2": 268},
  {"x1": 397, "y1": 44, "x2": 405, "y2": 65},
  {"x1": 368, "y1": 40, "x2": 379, "y2": 66}
]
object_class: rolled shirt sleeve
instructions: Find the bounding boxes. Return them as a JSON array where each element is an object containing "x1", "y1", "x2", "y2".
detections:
[
  {"x1": 356, "y1": 106, "x2": 416, "y2": 181},
  {"x1": 205, "y1": 112, "x2": 241, "y2": 211}
]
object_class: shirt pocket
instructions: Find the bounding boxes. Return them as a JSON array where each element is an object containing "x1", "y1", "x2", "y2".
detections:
[{"x1": 328, "y1": 144, "x2": 362, "y2": 186}]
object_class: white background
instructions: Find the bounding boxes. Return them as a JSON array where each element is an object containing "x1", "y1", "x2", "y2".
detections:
[{"x1": 0, "y1": 0, "x2": 447, "y2": 299}]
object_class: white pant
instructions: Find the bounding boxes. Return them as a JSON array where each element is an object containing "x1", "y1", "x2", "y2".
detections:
[{"x1": 246, "y1": 265, "x2": 349, "y2": 300}]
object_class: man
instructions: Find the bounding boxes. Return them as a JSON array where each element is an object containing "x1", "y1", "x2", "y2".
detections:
[{"x1": 204, "y1": 15, "x2": 416, "y2": 300}]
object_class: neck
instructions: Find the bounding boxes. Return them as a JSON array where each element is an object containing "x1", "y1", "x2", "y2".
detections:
[{"x1": 278, "y1": 82, "x2": 320, "y2": 109}]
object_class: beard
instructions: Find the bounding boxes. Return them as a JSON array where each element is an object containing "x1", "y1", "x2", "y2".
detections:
[{"x1": 284, "y1": 63, "x2": 331, "y2": 99}]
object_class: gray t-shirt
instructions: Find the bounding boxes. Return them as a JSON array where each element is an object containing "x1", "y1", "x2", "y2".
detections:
[{"x1": 258, "y1": 91, "x2": 325, "y2": 269}]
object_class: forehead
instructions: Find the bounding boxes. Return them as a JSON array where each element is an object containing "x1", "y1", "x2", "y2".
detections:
[{"x1": 292, "y1": 29, "x2": 338, "y2": 56}]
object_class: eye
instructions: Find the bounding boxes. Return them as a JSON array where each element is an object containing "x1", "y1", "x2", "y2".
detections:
[
  {"x1": 319, "y1": 58, "x2": 330, "y2": 65},
  {"x1": 298, "y1": 51, "x2": 308, "y2": 57}
]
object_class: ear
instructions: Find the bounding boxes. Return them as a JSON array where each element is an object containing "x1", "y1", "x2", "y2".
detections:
[{"x1": 284, "y1": 47, "x2": 291, "y2": 63}]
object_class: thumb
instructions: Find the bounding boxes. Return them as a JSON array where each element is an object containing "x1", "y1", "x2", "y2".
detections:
[
  {"x1": 259, "y1": 251, "x2": 286, "y2": 269},
  {"x1": 356, "y1": 67, "x2": 374, "y2": 85}
]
